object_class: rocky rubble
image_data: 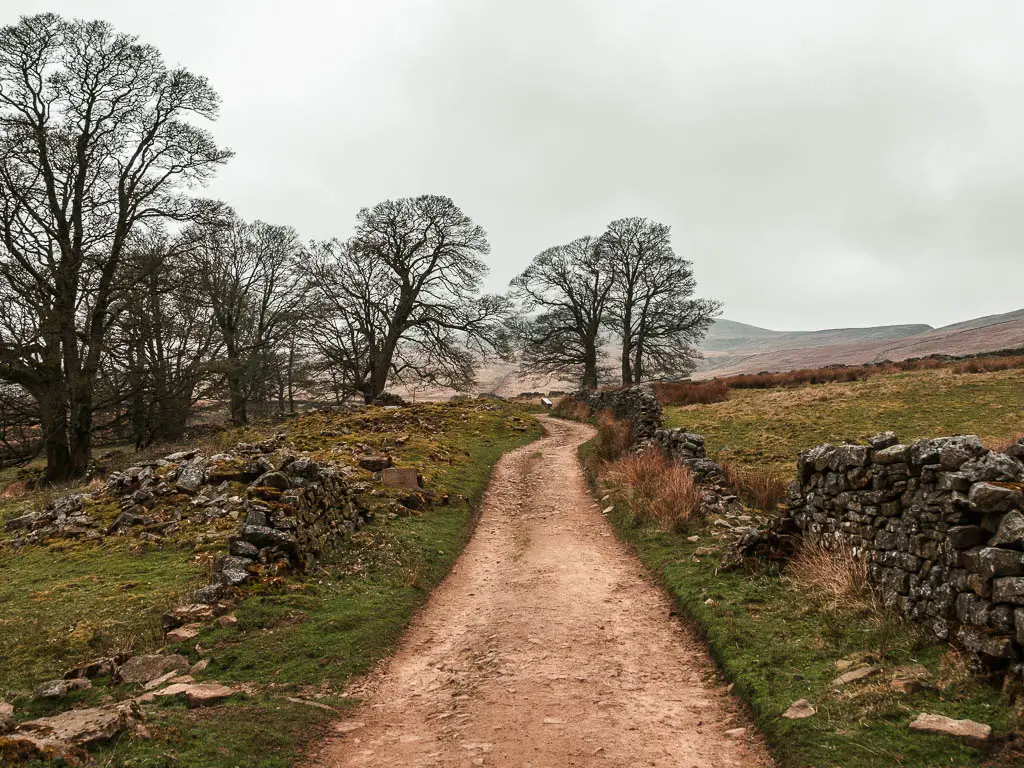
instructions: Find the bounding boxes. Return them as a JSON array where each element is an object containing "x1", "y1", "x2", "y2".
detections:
[
  {"x1": 4, "y1": 495, "x2": 98, "y2": 545},
  {"x1": 0, "y1": 648, "x2": 242, "y2": 763},
  {"x1": 6, "y1": 433, "x2": 373, "y2": 605},
  {"x1": 789, "y1": 433, "x2": 1024, "y2": 674}
]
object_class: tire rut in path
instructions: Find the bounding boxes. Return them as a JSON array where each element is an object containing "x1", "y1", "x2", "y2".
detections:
[{"x1": 308, "y1": 416, "x2": 772, "y2": 768}]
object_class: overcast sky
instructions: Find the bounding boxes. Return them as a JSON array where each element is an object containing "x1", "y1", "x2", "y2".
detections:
[{"x1": 13, "y1": 1, "x2": 1024, "y2": 330}]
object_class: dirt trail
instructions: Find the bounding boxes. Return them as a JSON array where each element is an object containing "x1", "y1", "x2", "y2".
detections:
[{"x1": 309, "y1": 417, "x2": 772, "y2": 768}]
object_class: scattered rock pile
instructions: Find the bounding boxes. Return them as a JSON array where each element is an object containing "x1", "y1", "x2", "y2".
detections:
[
  {"x1": 789, "y1": 432, "x2": 1024, "y2": 673},
  {"x1": 6, "y1": 434, "x2": 372, "y2": 601},
  {"x1": 4, "y1": 495, "x2": 98, "y2": 545},
  {"x1": 0, "y1": 650, "x2": 239, "y2": 763}
]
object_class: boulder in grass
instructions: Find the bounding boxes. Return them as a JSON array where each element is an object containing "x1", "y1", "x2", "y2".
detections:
[
  {"x1": 831, "y1": 665, "x2": 881, "y2": 687},
  {"x1": 908, "y1": 712, "x2": 991, "y2": 742},
  {"x1": 17, "y1": 701, "x2": 140, "y2": 746},
  {"x1": 63, "y1": 657, "x2": 117, "y2": 681},
  {"x1": 161, "y1": 604, "x2": 215, "y2": 632},
  {"x1": 151, "y1": 682, "x2": 236, "y2": 707},
  {"x1": 165, "y1": 624, "x2": 203, "y2": 644},
  {"x1": 117, "y1": 654, "x2": 190, "y2": 684},
  {"x1": 781, "y1": 699, "x2": 816, "y2": 719},
  {"x1": 32, "y1": 680, "x2": 68, "y2": 700},
  {"x1": 359, "y1": 455, "x2": 392, "y2": 472},
  {"x1": 381, "y1": 467, "x2": 422, "y2": 490}
]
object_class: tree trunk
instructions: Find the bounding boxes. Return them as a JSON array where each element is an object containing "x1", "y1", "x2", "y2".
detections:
[
  {"x1": 38, "y1": 393, "x2": 72, "y2": 483},
  {"x1": 582, "y1": 339, "x2": 599, "y2": 390},
  {"x1": 620, "y1": 306, "x2": 633, "y2": 385},
  {"x1": 228, "y1": 380, "x2": 247, "y2": 425}
]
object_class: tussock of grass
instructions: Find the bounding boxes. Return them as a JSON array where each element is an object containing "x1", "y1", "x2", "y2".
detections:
[
  {"x1": 652, "y1": 379, "x2": 729, "y2": 405},
  {"x1": 722, "y1": 461, "x2": 789, "y2": 512},
  {"x1": 551, "y1": 396, "x2": 591, "y2": 421},
  {"x1": 602, "y1": 448, "x2": 702, "y2": 533},
  {"x1": 787, "y1": 539, "x2": 881, "y2": 615},
  {"x1": 593, "y1": 411, "x2": 633, "y2": 461}
]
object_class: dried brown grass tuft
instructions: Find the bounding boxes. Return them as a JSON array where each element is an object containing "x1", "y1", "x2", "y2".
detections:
[
  {"x1": 593, "y1": 412, "x2": 633, "y2": 461},
  {"x1": 788, "y1": 538, "x2": 881, "y2": 614},
  {"x1": 653, "y1": 379, "x2": 729, "y2": 406},
  {"x1": 722, "y1": 461, "x2": 788, "y2": 511},
  {"x1": 953, "y1": 355, "x2": 1024, "y2": 374},
  {"x1": 551, "y1": 396, "x2": 591, "y2": 421},
  {"x1": 603, "y1": 448, "x2": 702, "y2": 533}
]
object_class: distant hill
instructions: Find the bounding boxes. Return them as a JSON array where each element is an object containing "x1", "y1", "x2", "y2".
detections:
[
  {"x1": 703, "y1": 319, "x2": 933, "y2": 355},
  {"x1": 696, "y1": 308, "x2": 1024, "y2": 378},
  {"x1": 399, "y1": 308, "x2": 1024, "y2": 399}
]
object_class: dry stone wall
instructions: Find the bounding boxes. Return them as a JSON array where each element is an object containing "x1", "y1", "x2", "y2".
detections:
[
  {"x1": 788, "y1": 432, "x2": 1024, "y2": 671},
  {"x1": 580, "y1": 386, "x2": 663, "y2": 441}
]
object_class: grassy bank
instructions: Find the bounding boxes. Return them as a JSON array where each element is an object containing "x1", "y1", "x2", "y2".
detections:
[
  {"x1": 2, "y1": 401, "x2": 541, "y2": 767},
  {"x1": 664, "y1": 367, "x2": 1024, "y2": 476},
  {"x1": 583, "y1": 442, "x2": 1023, "y2": 766}
]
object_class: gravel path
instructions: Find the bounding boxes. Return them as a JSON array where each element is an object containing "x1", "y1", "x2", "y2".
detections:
[{"x1": 308, "y1": 416, "x2": 772, "y2": 768}]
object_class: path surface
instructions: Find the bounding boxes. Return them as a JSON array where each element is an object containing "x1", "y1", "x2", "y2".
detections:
[{"x1": 309, "y1": 417, "x2": 772, "y2": 768}]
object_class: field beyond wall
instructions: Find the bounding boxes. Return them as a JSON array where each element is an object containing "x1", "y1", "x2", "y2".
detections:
[{"x1": 663, "y1": 367, "x2": 1024, "y2": 476}]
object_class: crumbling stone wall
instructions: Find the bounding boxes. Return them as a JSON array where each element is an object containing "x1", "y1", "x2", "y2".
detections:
[{"x1": 788, "y1": 432, "x2": 1024, "y2": 670}]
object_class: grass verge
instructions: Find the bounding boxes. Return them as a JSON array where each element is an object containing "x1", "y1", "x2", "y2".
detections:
[
  {"x1": 581, "y1": 439, "x2": 1024, "y2": 768},
  {"x1": 3, "y1": 401, "x2": 542, "y2": 767}
]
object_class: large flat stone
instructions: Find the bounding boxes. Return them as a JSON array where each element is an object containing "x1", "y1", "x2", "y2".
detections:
[
  {"x1": 831, "y1": 665, "x2": 881, "y2": 687},
  {"x1": 908, "y1": 712, "x2": 991, "y2": 741},
  {"x1": 117, "y1": 654, "x2": 190, "y2": 684},
  {"x1": 18, "y1": 702, "x2": 139, "y2": 745},
  {"x1": 381, "y1": 467, "x2": 422, "y2": 490},
  {"x1": 781, "y1": 699, "x2": 816, "y2": 719},
  {"x1": 151, "y1": 682, "x2": 236, "y2": 707}
]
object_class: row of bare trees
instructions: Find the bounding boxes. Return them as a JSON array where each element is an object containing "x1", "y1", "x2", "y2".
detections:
[
  {"x1": 0, "y1": 14, "x2": 514, "y2": 481},
  {"x1": 512, "y1": 218, "x2": 721, "y2": 388},
  {"x1": 0, "y1": 13, "x2": 719, "y2": 484}
]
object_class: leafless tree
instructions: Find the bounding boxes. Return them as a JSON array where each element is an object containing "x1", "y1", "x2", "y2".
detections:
[
  {"x1": 511, "y1": 236, "x2": 615, "y2": 390},
  {"x1": 600, "y1": 217, "x2": 720, "y2": 383},
  {"x1": 0, "y1": 13, "x2": 230, "y2": 479},
  {"x1": 188, "y1": 216, "x2": 307, "y2": 425},
  {"x1": 103, "y1": 228, "x2": 221, "y2": 447},
  {"x1": 303, "y1": 195, "x2": 510, "y2": 402}
]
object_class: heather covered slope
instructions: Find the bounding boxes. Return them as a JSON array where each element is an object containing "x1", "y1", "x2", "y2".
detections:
[{"x1": 698, "y1": 308, "x2": 1024, "y2": 378}]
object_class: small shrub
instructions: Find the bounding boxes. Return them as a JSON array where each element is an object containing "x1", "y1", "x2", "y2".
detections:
[
  {"x1": 603, "y1": 448, "x2": 702, "y2": 533},
  {"x1": 652, "y1": 380, "x2": 728, "y2": 406},
  {"x1": 722, "y1": 462, "x2": 788, "y2": 511},
  {"x1": 787, "y1": 538, "x2": 881, "y2": 614},
  {"x1": 593, "y1": 411, "x2": 633, "y2": 461},
  {"x1": 551, "y1": 396, "x2": 591, "y2": 421}
]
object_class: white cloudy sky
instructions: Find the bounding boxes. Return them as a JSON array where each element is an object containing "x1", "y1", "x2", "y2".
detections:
[{"x1": 11, "y1": 1, "x2": 1024, "y2": 329}]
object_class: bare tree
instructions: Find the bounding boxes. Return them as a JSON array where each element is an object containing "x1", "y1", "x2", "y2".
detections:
[
  {"x1": 600, "y1": 217, "x2": 720, "y2": 384},
  {"x1": 303, "y1": 195, "x2": 510, "y2": 402},
  {"x1": 103, "y1": 229, "x2": 221, "y2": 447},
  {"x1": 191, "y1": 216, "x2": 306, "y2": 425},
  {"x1": 0, "y1": 13, "x2": 230, "y2": 479},
  {"x1": 511, "y1": 236, "x2": 615, "y2": 389}
]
